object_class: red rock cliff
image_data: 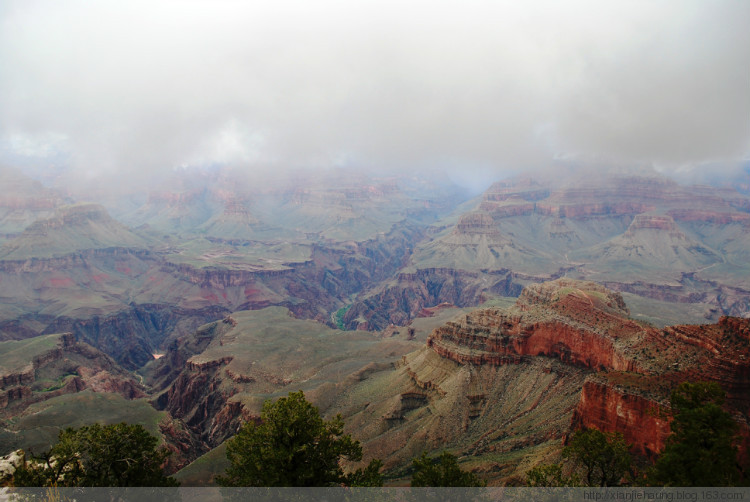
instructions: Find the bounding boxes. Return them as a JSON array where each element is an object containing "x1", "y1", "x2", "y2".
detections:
[
  {"x1": 571, "y1": 378, "x2": 671, "y2": 458},
  {"x1": 426, "y1": 279, "x2": 750, "y2": 459},
  {"x1": 428, "y1": 279, "x2": 643, "y2": 372}
]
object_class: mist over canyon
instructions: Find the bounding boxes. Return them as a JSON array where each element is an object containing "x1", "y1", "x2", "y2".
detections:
[
  {"x1": 1, "y1": 0, "x2": 749, "y2": 487},
  {"x1": 0, "y1": 162, "x2": 748, "y2": 485}
]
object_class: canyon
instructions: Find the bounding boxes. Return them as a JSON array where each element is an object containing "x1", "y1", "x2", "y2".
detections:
[
  {"x1": 344, "y1": 173, "x2": 750, "y2": 330},
  {"x1": 319, "y1": 279, "x2": 747, "y2": 484},
  {"x1": 0, "y1": 165, "x2": 749, "y2": 485}
]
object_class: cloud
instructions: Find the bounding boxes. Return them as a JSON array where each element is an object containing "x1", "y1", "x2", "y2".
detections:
[{"x1": 1, "y1": 0, "x2": 748, "y2": 182}]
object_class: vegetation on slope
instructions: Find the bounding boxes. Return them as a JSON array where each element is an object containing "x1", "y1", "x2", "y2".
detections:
[
  {"x1": 11, "y1": 423, "x2": 178, "y2": 487},
  {"x1": 217, "y1": 391, "x2": 382, "y2": 487},
  {"x1": 526, "y1": 382, "x2": 746, "y2": 487}
]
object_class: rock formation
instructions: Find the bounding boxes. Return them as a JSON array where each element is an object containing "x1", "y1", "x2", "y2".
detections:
[
  {"x1": 0, "y1": 220, "x2": 426, "y2": 368},
  {"x1": 0, "y1": 332, "x2": 146, "y2": 415},
  {"x1": 422, "y1": 279, "x2": 750, "y2": 461},
  {"x1": 347, "y1": 172, "x2": 750, "y2": 330},
  {"x1": 0, "y1": 204, "x2": 150, "y2": 260},
  {"x1": 147, "y1": 307, "x2": 418, "y2": 452}
]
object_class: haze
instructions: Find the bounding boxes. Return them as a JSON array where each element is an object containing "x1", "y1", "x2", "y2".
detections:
[{"x1": 1, "y1": 0, "x2": 748, "y2": 190}]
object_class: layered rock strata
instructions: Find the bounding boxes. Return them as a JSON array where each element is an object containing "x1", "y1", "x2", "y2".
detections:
[
  {"x1": 424, "y1": 279, "x2": 750, "y2": 460},
  {"x1": 0, "y1": 332, "x2": 146, "y2": 415}
]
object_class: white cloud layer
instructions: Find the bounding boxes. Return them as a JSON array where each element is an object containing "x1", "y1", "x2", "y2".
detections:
[{"x1": 1, "y1": 0, "x2": 748, "y2": 181}]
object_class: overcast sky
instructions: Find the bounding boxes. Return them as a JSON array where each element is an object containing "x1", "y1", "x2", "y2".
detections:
[{"x1": 0, "y1": 0, "x2": 748, "y2": 186}]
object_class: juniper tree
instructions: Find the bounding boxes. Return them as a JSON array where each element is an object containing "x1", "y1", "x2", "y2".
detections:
[
  {"x1": 217, "y1": 390, "x2": 382, "y2": 487},
  {"x1": 12, "y1": 423, "x2": 178, "y2": 487}
]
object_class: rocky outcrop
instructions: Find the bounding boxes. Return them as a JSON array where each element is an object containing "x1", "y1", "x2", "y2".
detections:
[
  {"x1": 416, "y1": 302, "x2": 456, "y2": 318},
  {"x1": 572, "y1": 365, "x2": 750, "y2": 461},
  {"x1": 208, "y1": 400, "x2": 260, "y2": 444},
  {"x1": 571, "y1": 378, "x2": 670, "y2": 457},
  {"x1": 148, "y1": 306, "x2": 416, "y2": 458},
  {"x1": 0, "y1": 332, "x2": 147, "y2": 423},
  {"x1": 478, "y1": 201, "x2": 535, "y2": 218},
  {"x1": 601, "y1": 280, "x2": 704, "y2": 304},
  {"x1": 424, "y1": 279, "x2": 750, "y2": 460},
  {"x1": 75, "y1": 365, "x2": 144, "y2": 398},
  {"x1": 343, "y1": 268, "x2": 531, "y2": 330},
  {"x1": 0, "y1": 246, "x2": 152, "y2": 274},
  {"x1": 482, "y1": 180, "x2": 550, "y2": 203},
  {"x1": 625, "y1": 214, "x2": 682, "y2": 234},
  {"x1": 159, "y1": 416, "x2": 208, "y2": 473},
  {"x1": 0, "y1": 367, "x2": 34, "y2": 389},
  {"x1": 159, "y1": 363, "x2": 238, "y2": 445},
  {"x1": 382, "y1": 392, "x2": 429, "y2": 420},
  {"x1": 514, "y1": 279, "x2": 630, "y2": 315},
  {"x1": 22, "y1": 204, "x2": 111, "y2": 231},
  {"x1": 453, "y1": 213, "x2": 502, "y2": 236},
  {"x1": 444, "y1": 212, "x2": 513, "y2": 247},
  {"x1": 478, "y1": 174, "x2": 749, "y2": 237},
  {"x1": 0, "y1": 332, "x2": 71, "y2": 392},
  {"x1": 428, "y1": 280, "x2": 641, "y2": 372},
  {"x1": 150, "y1": 318, "x2": 246, "y2": 447},
  {"x1": 0, "y1": 386, "x2": 32, "y2": 408},
  {"x1": 146, "y1": 317, "x2": 235, "y2": 391},
  {"x1": 598, "y1": 315, "x2": 750, "y2": 454},
  {"x1": 476, "y1": 174, "x2": 748, "y2": 225},
  {"x1": 667, "y1": 209, "x2": 750, "y2": 225},
  {"x1": 0, "y1": 168, "x2": 67, "y2": 236},
  {"x1": 477, "y1": 175, "x2": 711, "y2": 221},
  {"x1": 155, "y1": 357, "x2": 262, "y2": 448},
  {"x1": 654, "y1": 317, "x2": 750, "y2": 413},
  {"x1": 160, "y1": 261, "x2": 301, "y2": 286},
  {"x1": 42, "y1": 304, "x2": 231, "y2": 370},
  {"x1": 535, "y1": 201, "x2": 654, "y2": 219}
]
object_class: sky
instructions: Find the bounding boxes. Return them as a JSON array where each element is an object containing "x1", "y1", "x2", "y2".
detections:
[{"x1": 0, "y1": 0, "x2": 748, "y2": 188}]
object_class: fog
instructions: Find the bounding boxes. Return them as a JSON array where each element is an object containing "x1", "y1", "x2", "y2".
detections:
[{"x1": 1, "y1": 0, "x2": 748, "y2": 190}]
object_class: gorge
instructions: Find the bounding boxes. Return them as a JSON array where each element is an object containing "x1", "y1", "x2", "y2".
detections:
[{"x1": 0, "y1": 166, "x2": 748, "y2": 485}]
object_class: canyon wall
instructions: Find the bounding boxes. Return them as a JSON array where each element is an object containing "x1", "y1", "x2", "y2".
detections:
[
  {"x1": 0, "y1": 223, "x2": 426, "y2": 368},
  {"x1": 0, "y1": 332, "x2": 146, "y2": 414},
  {"x1": 421, "y1": 279, "x2": 750, "y2": 461}
]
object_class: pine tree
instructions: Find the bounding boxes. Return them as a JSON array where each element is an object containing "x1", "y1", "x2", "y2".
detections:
[
  {"x1": 410, "y1": 451, "x2": 485, "y2": 487},
  {"x1": 563, "y1": 428, "x2": 631, "y2": 487},
  {"x1": 650, "y1": 381, "x2": 741, "y2": 486},
  {"x1": 12, "y1": 423, "x2": 178, "y2": 487},
  {"x1": 217, "y1": 390, "x2": 382, "y2": 487}
]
